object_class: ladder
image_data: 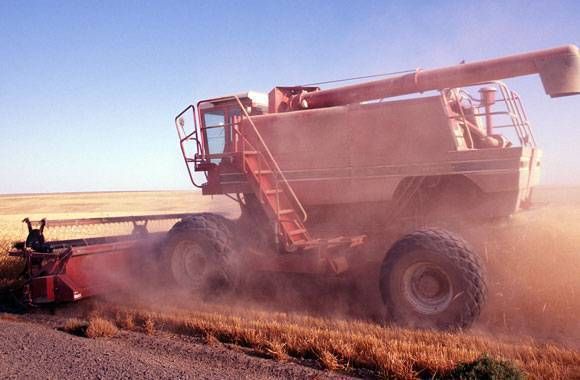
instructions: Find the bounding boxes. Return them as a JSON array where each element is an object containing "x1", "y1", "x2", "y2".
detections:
[
  {"x1": 242, "y1": 149, "x2": 311, "y2": 248},
  {"x1": 232, "y1": 97, "x2": 364, "y2": 252}
]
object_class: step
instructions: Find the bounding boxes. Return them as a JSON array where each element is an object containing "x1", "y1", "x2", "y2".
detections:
[
  {"x1": 254, "y1": 170, "x2": 273, "y2": 175},
  {"x1": 265, "y1": 189, "x2": 283, "y2": 195},
  {"x1": 243, "y1": 150, "x2": 259, "y2": 155},
  {"x1": 287, "y1": 228, "x2": 307, "y2": 236},
  {"x1": 278, "y1": 209, "x2": 295, "y2": 216}
]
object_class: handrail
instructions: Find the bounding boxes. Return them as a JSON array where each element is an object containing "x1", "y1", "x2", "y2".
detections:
[
  {"x1": 445, "y1": 81, "x2": 535, "y2": 148},
  {"x1": 191, "y1": 95, "x2": 308, "y2": 224},
  {"x1": 174, "y1": 104, "x2": 203, "y2": 188},
  {"x1": 513, "y1": 92, "x2": 536, "y2": 146},
  {"x1": 175, "y1": 104, "x2": 197, "y2": 140},
  {"x1": 233, "y1": 96, "x2": 308, "y2": 223},
  {"x1": 446, "y1": 89, "x2": 474, "y2": 148},
  {"x1": 495, "y1": 83, "x2": 535, "y2": 147}
]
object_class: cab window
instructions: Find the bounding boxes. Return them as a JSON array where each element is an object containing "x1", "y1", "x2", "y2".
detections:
[{"x1": 203, "y1": 110, "x2": 226, "y2": 160}]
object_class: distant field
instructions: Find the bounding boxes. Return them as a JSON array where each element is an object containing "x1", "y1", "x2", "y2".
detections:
[
  {"x1": 0, "y1": 190, "x2": 238, "y2": 222},
  {"x1": 1, "y1": 188, "x2": 579, "y2": 378},
  {"x1": 0, "y1": 191, "x2": 238, "y2": 245}
]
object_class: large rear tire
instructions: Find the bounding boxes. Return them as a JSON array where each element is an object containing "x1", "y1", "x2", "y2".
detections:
[
  {"x1": 380, "y1": 228, "x2": 486, "y2": 330},
  {"x1": 162, "y1": 214, "x2": 237, "y2": 298}
]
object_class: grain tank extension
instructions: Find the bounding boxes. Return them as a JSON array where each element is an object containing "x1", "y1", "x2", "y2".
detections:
[{"x1": 9, "y1": 45, "x2": 579, "y2": 330}]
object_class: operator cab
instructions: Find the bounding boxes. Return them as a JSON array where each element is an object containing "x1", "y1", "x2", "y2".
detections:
[{"x1": 197, "y1": 91, "x2": 268, "y2": 165}]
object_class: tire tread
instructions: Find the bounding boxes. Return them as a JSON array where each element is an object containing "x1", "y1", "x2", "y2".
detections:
[{"x1": 380, "y1": 228, "x2": 487, "y2": 329}]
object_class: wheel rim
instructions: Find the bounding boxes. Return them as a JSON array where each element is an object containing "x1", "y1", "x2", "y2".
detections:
[
  {"x1": 171, "y1": 240, "x2": 208, "y2": 291},
  {"x1": 402, "y1": 261, "x2": 453, "y2": 315}
]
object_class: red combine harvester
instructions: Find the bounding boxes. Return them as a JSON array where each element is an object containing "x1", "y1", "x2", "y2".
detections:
[{"x1": 8, "y1": 45, "x2": 580, "y2": 329}]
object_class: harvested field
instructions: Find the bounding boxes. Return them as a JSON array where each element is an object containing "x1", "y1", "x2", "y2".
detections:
[
  {"x1": 43, "y1": 297, "x2": 577, "y2": 379},
  {"x1": 1, "y1": 188, "x2": 579, "y2": 378}
]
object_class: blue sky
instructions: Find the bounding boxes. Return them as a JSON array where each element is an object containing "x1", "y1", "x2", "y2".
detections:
[{"x1": 0, "y1": 1, "x2": 578, "y2": 194}]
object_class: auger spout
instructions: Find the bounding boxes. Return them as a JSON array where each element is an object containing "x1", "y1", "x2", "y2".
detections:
[{"x1": 290, "y1": 44, "x2": 579, "y2": 110}]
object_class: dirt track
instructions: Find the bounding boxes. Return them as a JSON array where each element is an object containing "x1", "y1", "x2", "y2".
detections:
[{"x1": 0, "y1": 315, "x2": 345, "y2": 379}]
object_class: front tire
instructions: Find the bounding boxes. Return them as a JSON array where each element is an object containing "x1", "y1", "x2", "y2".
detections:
[
  {"x1": 162, "y1": 214, "x2": 236, "y2": 298},
  {"x1": 380, "y1": 228, "x2": 486, "y2": 330}
]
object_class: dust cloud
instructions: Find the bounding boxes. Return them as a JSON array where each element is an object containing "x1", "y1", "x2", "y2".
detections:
[
  {"x1": 86, "y1": 187, "x2": 580, "y2": 349},
  {"x1": 473, "y1": 189, "x2": 580, "y2": 347},
  {"x1": 3, "y1": 188, "x2": 578, "y2": 349}
]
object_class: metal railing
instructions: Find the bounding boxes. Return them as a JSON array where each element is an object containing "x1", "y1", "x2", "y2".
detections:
[
  {"x1": 495, "y1": 83, "x2": 536, "y2": 147},
  {"x1": 175, "y1": 105, "x2": 203, "y2": 188},
  {"x1": 181, "y1": 96, "x2": 308, "y2": 224},
  {"x1": 233, "y1": 96, "x2": 308, "y2": 223},
  {"x1": 447, "y1": 81, "x2": 536, "y2": 148}
]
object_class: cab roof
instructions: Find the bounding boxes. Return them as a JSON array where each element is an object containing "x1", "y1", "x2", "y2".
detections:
[{"x1": 198, "y1": 91, "x2": 268, "y2": 111}]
